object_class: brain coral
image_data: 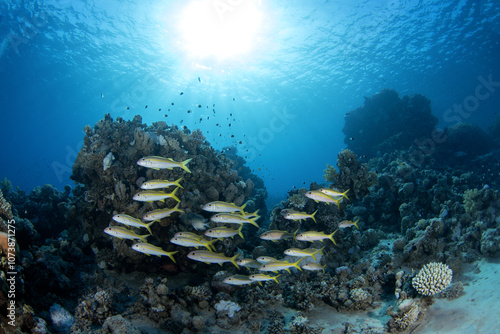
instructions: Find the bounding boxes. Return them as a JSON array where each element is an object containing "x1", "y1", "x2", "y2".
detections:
[{"x1": 412, "y1": 262, "x2": 452, "y2": 296}]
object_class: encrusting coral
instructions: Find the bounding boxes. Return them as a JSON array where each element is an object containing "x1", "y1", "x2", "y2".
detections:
[{"x1": 412, "y1": 262, "x2": 452, "y2": 296}]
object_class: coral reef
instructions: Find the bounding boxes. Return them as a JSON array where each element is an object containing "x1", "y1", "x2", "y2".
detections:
[
  {"x1": 324, "y1": 149, "x2": 377, "y2": 200},
  {"x1": 440, "y1": 122, "x2": 493, "y2": 156},
  {"x1": 343, "y1": 89, "x2": 438, "y2": 158}
]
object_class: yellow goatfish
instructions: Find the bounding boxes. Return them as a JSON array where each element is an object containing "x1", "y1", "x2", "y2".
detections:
[
  {"x1": 260, "y1": 229, "x2": 297, "y2": 242},
  {"x1": 104, "y1": 226, "x2": 149, "y2": 242},
  {"x1": 237, "y1": 258, "x2": 263, "y2": 269},
  {"x1": 304, "y1": 190, "x2": 341, "y2": 208},
  {"x1": 284, "y1": 246, "x2": 325, "y2": 261},
  {"x1": 296, "y1": 230, "x2": 338, "y2": 245},
  {"x1": 259, "y1": 258, "x2": 303, "y2": 274},
  {"x1": 131, "y1": 242, "x2": 178, "y2": 263},
  {"x1": 319, "y1": 188, "x2": 350, "y2": 201},
  {"x1": 141, "y1": 177, "x2": 183, "y2": 190},
  {"x1": 284, "y1": 210, "x2": 317, "y2": 223},
  {"x1": 249, "y1": 274, "x2": 281, "y2": 284},
  {"x1": 256, "y1": 256, "x2": 278, "y2": 264},
  {"x1": 338, "y1": 218, "x2": 360, "y2": 229},
  {"x1": 170, "y1": 236, "x2": 216, "y2": 251},
  {"x1": 133, "y1": 188, "x2": 180, "y2": 203},
  {"x1": 202, "y1": 201, "x2": 247, "y2": 214},
  {"x1": 142, "y1": 203, "x2": 183, "y2": 222},
  {"x1": 223, "y1": 275, "x2": 255, "y2": 285},
  {"x1": 210, "y1": 213, "x2": 260, "y2": 228},
  {"x1": 302, "y1": 263, "x2": 326, "y2": 273},
  {"x1": 204, "y1": 225, "x2": 244, "y2": 239},
  {"x1": 112, "y1": 214, "x2": 154, "y2": 234},
  {"x1": 280, "y1": 208, "x2": 298, "y2": 216},
  {"x1": 187, "y1": 250, "x2": 240, "y2": 268},
  {"x1": 136, "y1": 156, "x2": 192, "y2": 173},
  {"x1": 173, "y1": 232, "x2": 204, "y2": 240}
]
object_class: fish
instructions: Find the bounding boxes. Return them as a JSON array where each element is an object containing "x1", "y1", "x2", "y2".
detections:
[
  {"x1": 142, "y1": 203, "x2": 183, "y2": 222},
  {"x1": 223, "y1": 275, "x2": 255, "y2": 285},
  {"x1": 205, "y1": 225, "x2": 244, "y2": 239},
  {"x1": 136, "y1": 156, "x2": 192, "y2": 173},
  {"x1": 301, "y1": 263, "x2": 326, "y2": 273},
  {"x1": 318, "y1": 188, "x2": 350, "y2": 201},
  {"x1": 173, "y1": 231, "x2": 204, "y2": 240},
  {"x1": 259, "y1": 258, "x2": 304, "y2": 274},
  {"x1": 140, "y1": 177, "x2": 184, "y2": 190},
  {"x1": 187, "y1": 212, "x2": 209, "y2": 231},
  {"x1": 187, "y1": 250, "x2": 240, "y2": 268},
  {"x1": 201, "y1": 201, "x2": 247, "y2": 214},
  {"x1": 259, "y1": 229, "x2": 297, "y2": 242},
  {"x1": 280, "y1": 209, "x2": 298, "y2": 216},
  {"x1": 210, "y1": 213, "x2": 260, "y2": 228},
  {"x1": 112, "y1": 214, "x2": 154, "y2": 234},
  {"x1": 284, "y1": 210, "x2": 317, "y2": 223},
  {"x1": 104, "y1": 226, "x2": 149, "y2": 242},
  {"x1": 132, "y1": 188, "x2": 180, "y2": 203},
  {"x1": 170, "y1": 236, "x2": 216, "y2": 251},
  {"x1": 304, "y1": 190, "x2": 341, "y2": 208},
  {"x1": 338, "y1": 218, "x2": 360, "y2": 229},
  {"x1": 284, "y1": 246, "x2": 325, "y2": 261},
  {"x1": 256, "y1": 256, "x2": 279, "y2": 264},
  {"x1": 237, "y1": 258, "x2": 263, "y2": 269},
  {"x1": 249, "y1": 274, "x2": 281, "y2": 284},
  {"x1": 295, "y1": 230, "x2": 338, "y2": 245},
  {"x1": 240, "y1": 209, "x2": 260, "y2": 219},
  {"x1": 131, "y1": 242, "x2": 178, "y2": 263}
]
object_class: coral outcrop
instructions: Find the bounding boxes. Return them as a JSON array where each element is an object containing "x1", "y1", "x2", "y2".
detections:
[
  {"x1": 412, "y1": 262, "x2": 452, "y2": 296},
  {"x1": 343, "y1": 89, "x2": 438, "y2": 158}
]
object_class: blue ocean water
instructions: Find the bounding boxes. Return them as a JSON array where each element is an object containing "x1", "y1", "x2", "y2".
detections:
[{"x1": 0, "y1": 0, "x2": 499, "y2": 204}]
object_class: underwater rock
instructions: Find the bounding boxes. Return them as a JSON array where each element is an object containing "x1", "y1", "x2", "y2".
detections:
[
  {"x1": 479, "y1": 228, "x2": 500, "y2": 256},
  {"x1": 343, "y1": 89, "x2": 437, "y2": 158},
  {"x1": 50, "y1": 304, "x2": 75, "y2": 334},
  {"x1": 101, "y1": 315, "x2": 141, "y2": 334}
]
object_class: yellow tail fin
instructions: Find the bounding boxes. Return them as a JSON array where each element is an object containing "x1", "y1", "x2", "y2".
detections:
[
  {"x1": 328, "y1": 229, "x2": 338, "y2": 245},
  {"x1": 174, "y1": 177, "x2": 184, "y2": 189},
  {"x1": 293, "y1": 257, "x2": 304, "y2": 271},
  {"x1": 353, "y1": 218, "x2": 360, "y2": 229},
  {"x1": 237, "y1": 224, "x2": 244, "y2": 239},
  {"x1": 180, "y1": 158, "x2": 192, "y2": 173},
  {"x1": 342, "y1": 189, "x2": 350, "y2": 201},
  {"x1": 311, "y1": 210, "x2": 317, "y2": 223},
  {"x1": 169, "y1": 187, "x2": 180, "y2": 203},
  {"x1": 230, "y1": 253, "x2": 240, "y2": 269},
  {"x1": 272, "y1": 274, "x2": 281, "y2": 284}
]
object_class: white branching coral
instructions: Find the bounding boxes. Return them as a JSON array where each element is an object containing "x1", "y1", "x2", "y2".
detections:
[{"x1": 412, "y1": 262, "x2": 452, "y2": 296}]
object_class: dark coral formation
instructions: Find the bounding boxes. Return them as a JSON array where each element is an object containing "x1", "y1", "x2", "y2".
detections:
[
  {"x1": 343, "y1": 89, "x2": 438, "y2": 158},
  {"x1": 440, "y1": 122, "x2": 493, "y2": 156}
]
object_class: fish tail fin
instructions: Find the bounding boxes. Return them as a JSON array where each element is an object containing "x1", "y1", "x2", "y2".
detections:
[
  {"x1": 174, "y1": 177, "x2": 184, "y2": 189},
  {"x1": 273, "y1": 274, "x2": 281, "y2": 284},
  {"x1": 238, "y1": 202, "x2": 247, "y2": 214},
  {"x1": 167, "y1": 251, "x2": 178, "y2": 263},
  {"x1": 169, "y1": 187, "x2": 181, "y2": 203},
  {"x1": 139, "y1": 234, "x2": 150, "y2": 243},
  {"x1": 311, "y1": 210, "x2": 318, "y2": 223},
  {"x1": 180, "y1": 158, "x2": 192, "y2": 173},
  {"x1": 251, "y1": 209, "x2": 260, "y2": 217},
  {"x1": 144, "y1": 221, "x2": 155, "y2": 235},
  {"x1": 342, "y1": 189, "x2": 350, "y2": 201},
  {"x1": 285, "y1": 268, "x2": 291, "y2": 274},
  {"x1": 173, "y1": 202, "x2": 184, "y2": 213},
  {"x1": 258, "y1": 281, "x2": 263, "y2": 286},
  {"x1": 322, "y1": 264, "x2": 326, "y2": 274},
  {"x1": 334, "y1": 198, "x2": 341, "y2": 209},
  {"x1": 328, "y1": 229, "x2": 338, "y2": 245},
  {"x1": 353, "y1": 218, "x2": 360, "y2": 229},
  {"x1": 230, "y1": 253, "x2": 240, "y2": 269},
  {"x1": 294, "y1": 258, "x2": 304, "y2": 271},
  {"x1": 249, "y1": 216, "x2": 260, "y2": 228},
  {"x1": 206, "y1": 239, "x2": 217, "y2": 252},
  {"x1": 319, "y1": 246, "x2": 325, "y2": 255},
  {"x1": 237, "y1": 224, "x2": 244, "y2": 239},
  {"x1": 293, "y1": 228, "x2": 299, "y2": 241}
]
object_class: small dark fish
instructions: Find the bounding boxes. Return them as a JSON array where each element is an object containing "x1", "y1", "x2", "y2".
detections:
[
  {"x1": 158, "y1": 108, "x2": 161, "y2": 111},
  {"x1": 213, "y1": 104, "x2": 215, "y2": 107},
  {"x1": 231, "y1": 135, "x2": 234, "y2": 138},
  {"x1": 171, "y1": 102, "x2": 174, "y2": 105},
  {"x1": 197, "y1": 104, "x2": 202, "y2": 108},
  {"x1": 199, "y1": 118, "x2": 202, "y2": 122},
  {"x1": 230, "y1": 113, "x2": 232, "y2": 116},
  {"x1": 233, "y1": 98, "x2": 235, "y2": 101},
  {"x1": 145, "y1": 105, "x2": 148, "y2": 108},
  {"x1": 187, "y1": 110, "x2": 192, "y2": 113},
  {"x1": 216, "y1": 123, "x2": 220, "y2": 126},
  {"x1": 229, "y1": 123, "x2": 232, "y2": 127},
  {"x1": 180, "y1": 92, "x2": 184, "y2": 95},
  {"x1": 180, "y1": 120, "x2": 184, "y2": 123},
  {"x1": 101, "y1": 93, "x2": 104, "y2": 98},
  {"x1": 126, "y1": 107, "x2": 130, "y2": 110},
  {"x1": 350, "y1": 137, "x2": 354, "y2": 141},
  {"x1": 163, "y1": 114, "x2": 168, "y2": 117},
  {"x1": 207, "y1": 117, "x2": 210, "y2": 120},
  {"x1": 198, "y1": 77, "x2": 201, "y2": 82},
  {"x1": 239, "y1": 141, "x2": 242, "y2": 144}
]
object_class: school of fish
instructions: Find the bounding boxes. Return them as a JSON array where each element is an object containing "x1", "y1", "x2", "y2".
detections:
[{"x1": 104, "y1": 155, "x2": 360, "y2": 286}]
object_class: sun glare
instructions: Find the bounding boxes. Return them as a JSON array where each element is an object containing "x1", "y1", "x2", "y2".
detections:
[{"x1": 178, "y1": 0, "x2": 263, "y2": 61}]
